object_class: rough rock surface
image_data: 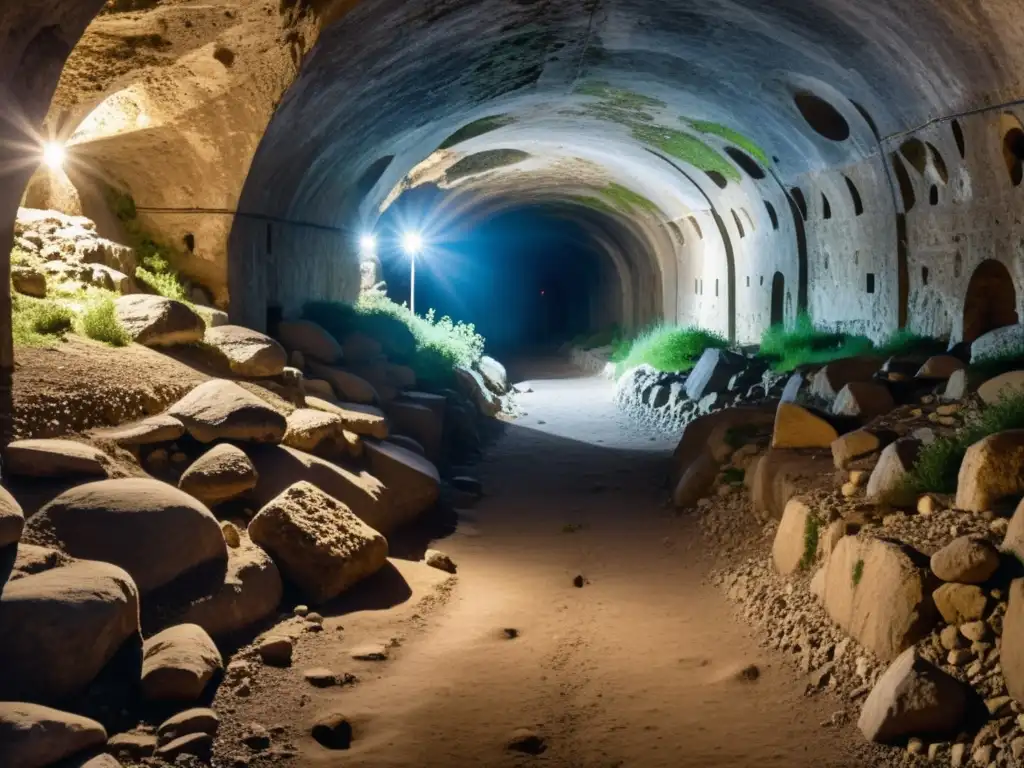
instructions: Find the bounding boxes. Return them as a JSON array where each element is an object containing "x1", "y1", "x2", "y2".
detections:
[
  {"x1": 684, "y1": 348, "x2": 747, "y2": 401},
  {"x1": 141, "y1": 624, "x2": 223, "y2": 701},
  {"x1": 168, "y1": 379, "x2": 287, "y2": 443},
  {"x1": 175, "y1": 532, "x2": 282, "y2": 638},
  {"x1": 0, "y1": 702, "x2": 107, "y2": 768},
  {"x1": 277, "y1": 320, "x2": 343, "y2": 364},
  {"x1": 857, "y1": 648, "x2": 969, "y2": 743},
  {"x1": 364, "y1": 440, "x2": 441, "y2": 532},
  {"x1": 932, "y1": 583, "x2": 987, "y2": 624},
  {"x1": 248, "y1": 481, "x2": 388, "y2": 603},
  {"x1": 1001, "y1": 579, "x2": 1024, "y2": 703},
  {"x1": 771, "y1": 403, "x2": 838, "y2": 449},
  {"x1": 455, "y1": 366, "x2": 501, "y2": 417},
  {"x1": 830, "y1": 381, "x2": 895, "y2": 420},
  {"x1": 971, "y1": 324, "x2": 1024, "y2": 363},
  {"x1": 90, "y1": 414, "x2": 186, "y2": 446},
  {"x1": 203, "y1": 325, "x2": 287, "y2": 377},
  {"x1": 0, "y1": 560, "x2": 140, "y2": 702},
  {"x1": 772, "y1": 497, "x2": 816, "y2": 576},
  {"x1": 477, "y1": 355, "x2": 509, "y2": 394},
  {"x1": 24, "y1": 478, "x2": 226, "y2": 594},
  {"x1": 955, "y1": 430, "x2": 1024, "y2": 512},
  {"x1": 821, "y1": 535, "x2": 937, "y2": 660},
  {"x1": 0, "y1": 485, "x2": 25, "y2": 548},
  {"x1": 115, "y1": 295, "x2": 204, "y2": 347},
  {"x1": 3, "y1": 438, "x2": 110, "y2": 478},
  {"x1": 809, "y1": 357, "x2": 882, "y2": 401},
  {"x1": 387, "y1": 400, "x2": 442, "y2": 461},
  {"x1": 306, "y1": 396, "x2": 388, "y2": 438},
  {"x1": 178, "y1": 443, "x2": 259, "y2": 506},
  {"x1": 307, "y1": 362, "x2": 378, "y2": 404},
  {"x1": 245, "y1": 444, "x2": 387, "y2": 529},
  {"x1": 977, "y1": 370, "x2": 1024, "y2": 405},
  {"x1": 283, "y1": 408, "x2": 344, "y2": 452},
  {"x1": 929, "y1": 536, "x2": 1000, "y2": 583},
  {"x1": 1001, "y1": 497, "x2": 1024, "y2": 563},
  {"x1": 831, "y1": 428, "x2": 893, "y2": 469},
  {"x1": 865, "y1": 438, "x2": 923, "y2": 506}
]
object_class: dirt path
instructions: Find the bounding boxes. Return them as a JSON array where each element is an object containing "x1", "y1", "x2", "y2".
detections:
[{"x1": 256, "y1": 357, "x2": 874, "y2": 767}]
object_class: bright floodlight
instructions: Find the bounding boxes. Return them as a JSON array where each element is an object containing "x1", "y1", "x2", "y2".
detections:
[
  {"x1": 402, "y1": 231, "x2": 424, "y2": 257},
  {"x1": 359, "y1": 233, "x2": 377, "y2": 255},
  {"x1": 42, "y1": 142, "x2": 66, "y2": 170}
]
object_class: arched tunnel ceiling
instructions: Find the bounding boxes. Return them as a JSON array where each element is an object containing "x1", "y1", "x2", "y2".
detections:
[{"x1": 236, "y1": 0, "x2": 1020, "y2": 229}]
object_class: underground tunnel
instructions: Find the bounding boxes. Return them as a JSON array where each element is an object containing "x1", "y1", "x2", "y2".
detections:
[{"x1": 6, "y1": 1, "x2": 1024, "y2": 767}]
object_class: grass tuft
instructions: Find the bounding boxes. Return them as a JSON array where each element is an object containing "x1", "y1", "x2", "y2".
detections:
[
  {"x1": 78, "y1": 295, "x2": 131, "y2": 346},
  {"x1": 687, "y1": 120, "x2": 770, "y2": 167},
  {"x1": 12, "y1": 294, "x2": 74, "y2": 346},
  {"x1": 615, "y1": 324, "x2": 728, "y2": 377}
]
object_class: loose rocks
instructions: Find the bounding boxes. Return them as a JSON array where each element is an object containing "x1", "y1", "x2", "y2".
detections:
[
  {"x1": 178, "y1": 444, "x2": 259, "y2": 506},
  {"x1": 168, "y1": 379, "x2": 287, "y2": 444},
  {"x1": 115, "y1": 295, "x2": 204, "y2": 347},
  {"x1": 203, "y1": 325, "x2": 287, "y2": 377},
  {"x1": 930, "y1": 536, "x2": 1000, "y2": 584},
  {"x1": 3, "y1": 438, "x2": 110, "y2": 478},
  {"x1": 141, "y1": 624, "x2": 223, "y2": 701}
]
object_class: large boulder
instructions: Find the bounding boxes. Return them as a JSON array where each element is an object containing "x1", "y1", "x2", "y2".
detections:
[
  {"x1": 955, "y1": 430, "x2": 1024, "y2": 512},
  {"x1": 175, "y1": 532, "x2": 282, "y2": 638},
  {"x1": 809, "y1": 357, "x2": 883, "y2": 400},
  {"x1": 830, "y1": 381, "x2": 895, "y2": 420},
  {"x1": 751, "y1": 449, "x2": 834, "y2": 520},
  {"x1": 821, "y1": 535, "x2": 937, "y2": 660},
  {"x1": 971, "y1": 323, "x2": 1024, "y2": 363},
  {"x1": 0, "y1": 703, "x2": 107, "y2": 768},
  {"x1": 3, "y1": 439, "x2": 110, "y2": 479},
  {"x1": 90, "y1": 414, "x2": 185, "y2": 447},
  {"x1": 772, "y1": 497, "x2": 818, "y2": 576},
  {"x1": 672, "y1": 451, "x2": 719, "y2": 509},
  {"x1": 915, "y1": 355, "x2": 965, "y2": 380},
  {"x1": 684, "y1": 348, "x2": 747, "y2": 401},
  {"x1": 283, "y1": 408, "x2": 344, "y2": 452},
  {"x1": 364, "y1": 441, "x2": 441, "y2": 531},
  {"x1": 865, "y1": 438, "x2": 924, "y2": 506},
  {"x1": 115, "y1": 295, "x2": 204, "y2": 347},
  {"x1": 1002, "y1": 497, "x2": 1024, "y2": 563},
  {"x1": 930, "y1": 536, "x2": 1000, "y2": 584},
  {"x1": 831, "y1": 428, "x2": 895, "y2": 469},
  {"x1": 141, "y1": 624, "x2": 222, "y2": 701},
  {"x1": 178, "y1": 444, "x2": 258, "y2": 506},
  {"x1": 340, "y1": 331, "x2": 382, "y2": 363},
  {"x1": 386, "y1": 400, "x2": 442, "y2": 462},
  {"x1": 276, "y1": 320, "x2": 342, "y2": 364},
  {"x1": 0, "y1": 485, "x2": 25, "y2": 548},
  {"x1": 670, "y1": 406, "x2": 775, "y2": 486},
  {"x1": 245, "y1": 444, "x2": 388, "y2": 530},
  {"x1": 203, "y1": 325, "x2": 287, "y2": 378},
  {"x1": 1001, "y1": 579, "x2": 1024, "y2": 703},
  {"x1": 248, "y1": 481, "x2": 388, "y2": 603},
  {"x1": 24, "y1": 478, "x2": 226, "y2": 594},
  {"x1": 307, "y1": 362, "x2": 378, "y2": 404},
  {"x1": 306, "y1": 396, "x2": 388, "y2": 438},
  {"x1": 168, "y1": 379, "x2": 287, "y2": 444},
  {"x1": 977, "y1": 371, "x2": 1024, "y2": 405},
  {"x1": 477, "y1": 355, "x2": 509, "y2": 394},
  {"x1": 857, "y1": 649, "x2": 970, "y2": 743},
  {"x1": 771, "y1": 403, "x2": 838, "y2": 449},
  {"x1": 0, "y1": 561, "x2": 140, "y2": 702},
  {"x1": 932, "y1": 583, "x2": 987, "y2": 624},
  {"x1": 454, "y1": 366, "x2": 500, "y2": 416},
  {"x1": 12, "y1": 266, "x2": 47, "y2": 297}
]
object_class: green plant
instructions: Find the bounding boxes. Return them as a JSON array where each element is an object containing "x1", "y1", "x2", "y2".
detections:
[
  {"x1": 687, "y1": 120, "x2": 770, "y2": 166},
  {"x1": 903, "y1": 388, "x2": 1024, "y2": 495},
  {"x1": 603, "y1": 183, "x2": 661, "y2": 215},
  {"x1": 11, "y1": 294, "x2": 74, "y2": 346},
  {"x1": 10, "y1": 246, "x2": 29, "y2": 266},
  {"x1": 852, "y1": 559, "x2": 864, "y2": 586},
  {"x1": 77, "y1": 295, "x2": 131, "y2": 346},
  {"x1": 302, "y1": 295, "x2": 486, "y2": 386},
  {"x1": 615, "y1": 324, "x2": 728, "y2": 376},
  {"x1": 445, "y1": 149, "x2": 530, "y2": 183},
  {"x1": 438, "y1": 115, "x2": 516, "y2": 150},
  {"x1": 800, "y1": 515, "x2": 822, "y2": 571},
  {"x1": 721, "y1": 467, "x2": 745, "y2": 486},
  {"x1": 876, "y1": 329, "x2": 947, "y2": 358},
  {"x1": 630, "y1": 124, "x2": 741, "y2": 182},
  {"x1": 136, "y1": 266, "x2": 189, "y2": 302}
]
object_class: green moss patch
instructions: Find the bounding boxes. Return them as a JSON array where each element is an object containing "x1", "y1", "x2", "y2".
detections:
[
  {"x1": 687, "y1": 120, "x2": 770, "y2": 166},
  {"x1": 630, "y1": 124, "x2": 741, "y2": 182},
  {"x1": 615, "y1": 324, "x2": 728, "y2": 376},
  {"x1": 852, "y1": 559, "x2": 864, "y2": 587},
  {"x1": 800, "y1": 515, "x2": 821, "y2": 571},
  {"x1": 438, "y1": 115, "x2": 516, "y2": 150},
  {"x1": 445, "y1": 149, "x2": 530, "y2": 183},
  {"x1": 603, "y1": 183, "x2": 661, "y2": 215}
]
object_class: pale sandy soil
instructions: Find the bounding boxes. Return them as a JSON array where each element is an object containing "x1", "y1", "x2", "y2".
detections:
[{"x1": 210, "y1": 357, "x2": 879, "y2": 768}]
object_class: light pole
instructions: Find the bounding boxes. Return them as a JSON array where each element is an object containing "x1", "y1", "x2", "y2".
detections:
[{"x1": 401, "y1": 231, "x2": 424, "y2": 315}]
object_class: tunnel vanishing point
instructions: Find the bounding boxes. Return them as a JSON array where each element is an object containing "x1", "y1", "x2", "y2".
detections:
[{"x1": 4, "y1": 0, "x2": 1024, "y2": 380}]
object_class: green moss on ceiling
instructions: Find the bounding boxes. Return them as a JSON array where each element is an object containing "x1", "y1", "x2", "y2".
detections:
[
  {"x1": 574, "y1": 81, "x2": 666, "y2": 112},
  {"x1": 438, "y1": 115, "x2": 517, "y2": 150},
  {"x1": 445, "y1": 148, "x2": 531, "y2": 183},
  {"x1": 630, "y1": 124, "x2": 741, "y2": 182},
  {"x1": 687, "y1": 120, "x2": 770, "y2": 166},
  {"x1": 572, "y1": 195, "x2": 620, "y2": 216},
  {"x1": 604, "y1": 183, "x2": 662, "y2": 216}
]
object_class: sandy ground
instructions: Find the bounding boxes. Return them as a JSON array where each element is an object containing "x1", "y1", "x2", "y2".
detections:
[{"x1": 216, "y1": 356, "x2": 874, "y2": 768}]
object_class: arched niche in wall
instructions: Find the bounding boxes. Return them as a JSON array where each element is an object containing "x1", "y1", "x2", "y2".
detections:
[
  {"x1": 763, "y1": 199, "x2": 779, "y2": 230},
  {"x1": 844, "y1": 176, "x2": 864, "y2": 216},
  {"x1": 724, "y1": 147, "x2": 766, "y2": 180},
  {"x1": 770, "y1": 272, "x2": 785, "y2": 326},
  {"x1": 793, "y1": 91, "x2": 850, "y2": 141},
  {"x1": 963, "y1": 259, "x2": 1018, "y2": 342},
  {"x1": 1000, "y1": 113, "x2": 1024, "y2": 188}
]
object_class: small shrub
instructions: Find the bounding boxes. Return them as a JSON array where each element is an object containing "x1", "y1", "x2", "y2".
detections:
[
  {"x1": 136, "y1": 266, "x2": 189, "y2": 302},
  {"x1": 12, "y1": 295, "x2": 74, "y2": 346},
  {"x1": 10, "y1": 246, "x2": 29, "y2": 266},
  {"x1": 800, "y1": 515, "x2": 821, "y2": 571},
  {"x1": 852, "y1": 558, "x2": 864, "y2": 586},
  {"x1": 876, "y1": 329, "x2": 947, "y2": 358},
  {"x1": 615, "y1": 324, "x2": 728, "y2": 376},
  {"x1": 903, "y1": 389, "x2": 1024, "y2": 496},
  {"x1": 78, "y1": 296, "x2": 131, "y2": 346}
]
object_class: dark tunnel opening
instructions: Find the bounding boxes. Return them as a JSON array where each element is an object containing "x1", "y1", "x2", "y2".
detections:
[{"x1": 375, "y1": 189, "x2": 637, "y2": 356}]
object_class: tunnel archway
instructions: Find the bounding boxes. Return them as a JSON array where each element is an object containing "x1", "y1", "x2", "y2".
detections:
[{"x1": 963, "y1": 260, "x2": 1018, "y2": 343}]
